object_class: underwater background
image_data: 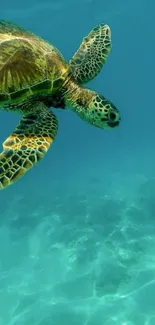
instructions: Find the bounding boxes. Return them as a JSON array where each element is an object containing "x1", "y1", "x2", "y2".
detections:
[{"x1": 0, "y1": 0, "x2": 155, "y2": 324}]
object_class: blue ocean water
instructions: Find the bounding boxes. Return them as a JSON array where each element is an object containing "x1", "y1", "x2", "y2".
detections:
[{"x1": 0, "y1": 0, "x2": 155, "y2": 324}]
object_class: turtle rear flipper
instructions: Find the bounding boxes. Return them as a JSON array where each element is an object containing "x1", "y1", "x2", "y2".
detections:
[
  {"x1": 0, "y1": 102, "x2": 58, "y2": 189},
  {"x1": 69, "y1": 24, "x2": 111, "y2": 84}
]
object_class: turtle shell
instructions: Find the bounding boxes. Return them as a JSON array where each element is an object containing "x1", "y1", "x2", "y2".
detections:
[{"x1": 0, "y1": 21, "x2": 69, "y2": 106}]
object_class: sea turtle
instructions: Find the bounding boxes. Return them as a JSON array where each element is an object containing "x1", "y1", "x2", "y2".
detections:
[{"x1": 0, "y1": 20, "x2": 120, "y2": 190}]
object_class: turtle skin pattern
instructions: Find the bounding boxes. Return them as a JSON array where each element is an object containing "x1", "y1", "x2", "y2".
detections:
[{"x1": 0, "y1": 102, "x2": 58, "y2": 189}]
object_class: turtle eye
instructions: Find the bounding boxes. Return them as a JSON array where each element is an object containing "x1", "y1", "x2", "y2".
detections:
[{"x1": 109, "y1": 111, "x2": 116, "y2": 121}]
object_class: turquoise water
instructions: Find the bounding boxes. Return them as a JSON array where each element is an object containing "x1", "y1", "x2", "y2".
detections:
[{"x1": 0, "y1": 0, "x2": 155, "y2": 324}]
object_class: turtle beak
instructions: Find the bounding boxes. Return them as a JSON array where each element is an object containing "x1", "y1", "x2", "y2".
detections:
[{"x1": 108, "y1": 120, "x2": 120, "y2": 128}]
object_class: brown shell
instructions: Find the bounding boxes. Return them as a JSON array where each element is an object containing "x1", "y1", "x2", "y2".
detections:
[{"x1": 0, "y1": 20, "x2": 69, "y2": 105}]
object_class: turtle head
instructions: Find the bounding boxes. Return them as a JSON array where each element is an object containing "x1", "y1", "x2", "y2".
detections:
[
  {"x1": 85, "y1": 93, "x2": 120, "y2": 129},
  {"x1": 63, "y1": 80, "x2": 120, "y2": 130},
  {"x1": 73, "y1": 91, "x2": 120, "y2": 130}
]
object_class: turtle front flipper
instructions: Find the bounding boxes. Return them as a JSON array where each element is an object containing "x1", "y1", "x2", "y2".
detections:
[
  {"x1": 69, "y1": 24, "x2": 111, "y2": 84},
  {"x1": 0, "y1": 102, "x2": 58, "y2": 190}
]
